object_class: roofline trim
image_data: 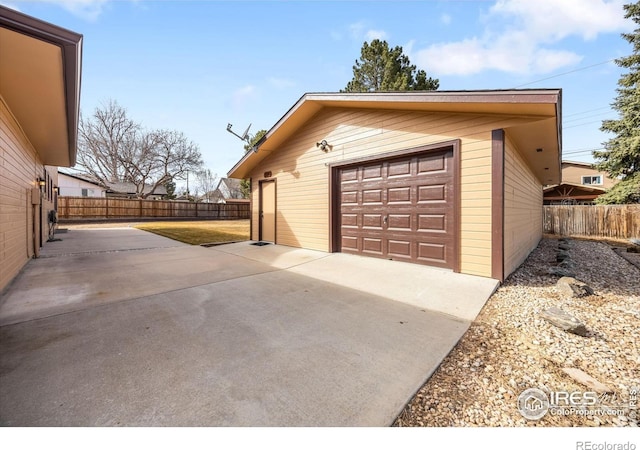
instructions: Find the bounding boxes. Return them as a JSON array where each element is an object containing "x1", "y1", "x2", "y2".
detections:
[
  {"x1": 0, "y1": 5, "x2": 83, "y2": 166},
  {"x1": 227, "y1": 89, "x2": 562, "y2": 178}
]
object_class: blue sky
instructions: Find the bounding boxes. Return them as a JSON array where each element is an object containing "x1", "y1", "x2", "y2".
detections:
[{"x1": 2, "y1": 0, "x2": 635, "y2": 185}]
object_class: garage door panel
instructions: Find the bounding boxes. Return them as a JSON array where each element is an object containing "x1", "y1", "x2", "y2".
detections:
[
  {"x1": 418, "y1": 242, "x2": 446, "y2": 263},
  {"x1": 338, "y1": 147, "x2": 455, "y2": 269},
  {"x1": 388, "y1": 187, "x2": 411, "y2": 204},
  {"x1": 388, "y1": 240, "x2": 411, "y2": 258},
  {"x1": 363, "y1": 214, "x2": 383, "y2": 229},
  {"x1": 388, "y1": 160, "x2": 411, "y2": 177},
  {"x1": 362, "y1": 189, "x2": 383, "y2": 204},
  {"x1": 363, "y1": 238, "x2": 383, "y2": 254},
  {"x1": 418, "y1": 153, "x2": 447, "y2": 173},
  {"x1": 342, "y1": 235, "x2": 358, "y2": 250},
  {"x1": 342, "y1": 214, "x2": 358, "y2": 227},
  {"x1": 341, "y1": 168, "x2": 358, "y2": 182},
  {"x1": 418, "y1": 184, "x2": 446, "y2": 202},
  {"x1": 363, "y1": 164, "x2": 383, "y2": 180},
  {"x1": 341, "y1": 191, "x2": 358, "y2": 204},
  {"x1": 387, "y1": 214, "x2": 411, "y2": 230},
  {"x1": 418, "y1": 214, "x2": 446, "y2": 232}
]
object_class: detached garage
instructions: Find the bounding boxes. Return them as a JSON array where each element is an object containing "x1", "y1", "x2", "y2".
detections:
[{"x1": 228, "y1": 90, "x2": 562, "y2": 281}]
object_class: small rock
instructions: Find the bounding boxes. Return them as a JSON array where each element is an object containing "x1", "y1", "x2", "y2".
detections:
[
  {"x1": 539, "y1": 306, "x2": 589, "y2": 337},
  {"x1": 559, "y1": 259, "x2": 576, "y2": 268},
  {"x1": 556, "y1": 276, "x2": 595, "y2": 298},
  {"x1": 562, "y1": 367, "x2": 614, "y2": 393},
  {"x1": 548, "y1": 266, "x2": 576, "y2": 278}
]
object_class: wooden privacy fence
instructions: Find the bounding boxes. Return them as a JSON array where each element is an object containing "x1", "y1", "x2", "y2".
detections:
[
  {"x1": 58, "y1": 197, "x2": 250, "y2": 220},
  {"x1": 543, "y1": 205, "x2": 640, "y2": 239}
]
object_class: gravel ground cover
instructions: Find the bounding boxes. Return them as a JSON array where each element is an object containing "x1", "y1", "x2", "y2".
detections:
[{"x1": 395, "y1": 237, "x2": 639, "y2": 427}]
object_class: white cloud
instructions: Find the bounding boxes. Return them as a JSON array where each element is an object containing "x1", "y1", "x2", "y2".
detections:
[
  {"x1": 365, "y1": 29, "x2": 388, "y2": 41},
  {"x1": 490, "y1": 0, "x2": 629, "y2": 41},
  {"x1": 349, "y1": 20, "x2": 388, "y2": 42},
  {"x1": 10, "y1": 0, "x2": 110, "y2": 20},
  {"x1": 231, "y1": 85, "x2": 257, "y2": 110},
  {"x1": 412, "y1": 0, "x2": 631, "y2": 76},
  {"x1": 267, "y1": 77, "x2": 296, "y2": 90}
]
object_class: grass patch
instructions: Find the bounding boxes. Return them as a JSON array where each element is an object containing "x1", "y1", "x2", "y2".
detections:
[{"x1": 135, "y1": 220, "x2": 250, "y2": 245}]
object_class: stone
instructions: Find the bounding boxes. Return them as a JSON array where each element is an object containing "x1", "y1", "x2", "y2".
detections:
[
  {"x1": 558, "y1": 243, "x2": 572, "y2": 251},
  {"x1": 548, "y1": 266, "x2": 576, "y2": 278},
  {"x1": 559, "y1": 259, "x2": 576, "y2": 269},
  {"x1": 557, "y1": 250, "x2": 570, "y2": 262},
  {"x1": 539, "y1": 307, "x2": 588, "y2": 336},
  {"x1": 562, "y1": 367, "x2": 614, "y2": 393},
  {"x1": 556, "y1": 276, "x2": 595, "y2": 298}
]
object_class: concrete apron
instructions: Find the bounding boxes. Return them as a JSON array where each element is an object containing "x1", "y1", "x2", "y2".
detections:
[{"x1": 0, "y1": 229, "x2": 498, "y2": 426}]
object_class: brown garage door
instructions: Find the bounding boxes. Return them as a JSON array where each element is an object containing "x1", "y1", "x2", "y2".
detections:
[{"x1": 337, "y1": 147, "x2": 457, "y2": 269}]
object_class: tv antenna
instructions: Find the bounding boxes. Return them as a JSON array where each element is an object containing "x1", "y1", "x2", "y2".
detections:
[{"x1": 226, "y1": 122, "x2": 252, "y2": 144}]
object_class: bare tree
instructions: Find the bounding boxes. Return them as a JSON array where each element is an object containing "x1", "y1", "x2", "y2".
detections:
[
  {"x1": 76, "y1": 100, "x2": 204, "y2": 198},
  {"x1": 77, "y1": 100, "x2": 138, "y2": 184},
  {"x1": 194, "y1": 169, "x2": 218, "y2": 202}
]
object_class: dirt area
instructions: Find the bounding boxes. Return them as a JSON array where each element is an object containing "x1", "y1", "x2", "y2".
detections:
[{"x1": 395, "y1": 237, "x2": 639, "y2": 427}]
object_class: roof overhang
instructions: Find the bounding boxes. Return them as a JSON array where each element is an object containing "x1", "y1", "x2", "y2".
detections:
[
  {"x1": 543, "y1": 182, "x2": 607, "y2": 194},
  {"x1": 228, "y1": 90, "x2": 562, "y2": 183},
  {"x1": 0, "y1": 5, "x2": 82, "y2": 167}
]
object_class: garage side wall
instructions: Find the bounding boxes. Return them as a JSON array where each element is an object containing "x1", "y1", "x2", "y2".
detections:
[
  {"x1": 503, "y1": 133, "x2": 543, "y2": 278},
  {"x1": 0, "y1": 97, "x2": 53, "y2": 292},
  {"x1": 249, "y1": 108, "x2": 532, "y2": 278}
]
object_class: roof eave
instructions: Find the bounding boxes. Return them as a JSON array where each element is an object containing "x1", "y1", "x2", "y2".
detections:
[
  {"x1": 0, "y1": 5, "x2": 82, "y2": 167},
  {"x1": 227, "y1": 89, "x2": 562, "y2": 180}
]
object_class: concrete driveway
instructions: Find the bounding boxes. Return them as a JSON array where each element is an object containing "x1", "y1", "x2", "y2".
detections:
[{"x1": 0, "y1": 227, "x2": 498, "y2": 426}]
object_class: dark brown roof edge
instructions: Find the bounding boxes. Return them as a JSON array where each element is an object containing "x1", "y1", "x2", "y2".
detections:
[
  {"x1": 227, "y1": 89, "x2": 562, "y2": 178},
  {"x1": 0, "y1": 5, "x2": 83, "y2": 166}
]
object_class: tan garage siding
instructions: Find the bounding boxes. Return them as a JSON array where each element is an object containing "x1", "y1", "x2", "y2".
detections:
[
  {"x1": 503, "y1": 134, "x2": 543, "y2": 277},
  {"x1": 0, "y1": 97, "x2": 51, "y2": 292},
  {"x1": 249, "y1": 107, "x2": 535, "y2": 277}
]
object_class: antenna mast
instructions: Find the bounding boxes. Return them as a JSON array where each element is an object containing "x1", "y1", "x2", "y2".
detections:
[{"x1": 226, "y1": 123, "x2": 252, "y2": 144}]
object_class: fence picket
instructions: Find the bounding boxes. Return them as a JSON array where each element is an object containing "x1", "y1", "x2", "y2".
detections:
[
  {"x1": 543, "y1": 205, "x2": 640, "y2": 238},
  {"x1": 58, "y1": 197, "x2": 250, "y2": 221}
]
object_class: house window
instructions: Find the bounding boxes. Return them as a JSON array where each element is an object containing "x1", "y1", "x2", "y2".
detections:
[
  {"x1": 582, "y1": 175, "x2": 602, "y2": 185},
  {"x1": 81, "y1": 188, "x2": 88, "y2": 197}
]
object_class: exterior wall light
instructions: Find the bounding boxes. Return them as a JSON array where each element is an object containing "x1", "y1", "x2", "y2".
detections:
[
  {"x1": 316, "y1": 140, "x2": 332, "y2": 152},
  {"x1": 38, "y1": 177, "x2": 46, "y2": 188}
]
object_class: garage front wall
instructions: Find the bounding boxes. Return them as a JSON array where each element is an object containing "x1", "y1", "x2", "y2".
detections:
[{"x1": 248, "y1": 107, "x2": 533, "y2": 278}]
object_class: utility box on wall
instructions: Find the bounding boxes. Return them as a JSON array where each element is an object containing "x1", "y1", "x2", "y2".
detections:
[{"x1": 31, "y1": 187, "x2": 41, "y2": 205}]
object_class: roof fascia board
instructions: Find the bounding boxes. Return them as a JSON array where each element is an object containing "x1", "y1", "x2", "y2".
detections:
[{"x1": 0, "y1": 5, "x2": 83, "y2": 166}]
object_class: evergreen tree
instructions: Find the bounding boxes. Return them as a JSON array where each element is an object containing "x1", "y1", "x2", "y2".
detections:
[
  {"x1": 240, "y1": 129, "x2": 267, "y2": 198},
  {"x1": 594, "y1": 1, "x2": 640, "y2": 203},
  {"x1": 343, "y1": 39, "x2": 439, "y2": 92}
]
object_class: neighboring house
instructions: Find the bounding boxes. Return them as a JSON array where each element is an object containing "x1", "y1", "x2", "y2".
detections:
[
  {"x1": 543, "y1": 160, "x2": 618, "y2": 205},
  {"x1": 208, "y1": 178, "x2": 244, "y2": 203},
  {"x1": 0, "y1": 6, "x2": 82, "y2": 291},
  {"x1": 228, "y1": 90, "x2": 562, "y2": 282},
  {"x1": 105, "y1": 182, "x2": 168, "y2": 200},
  {"x1": 58, "y1": 170, "x2": 106, "y2": 197}
]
